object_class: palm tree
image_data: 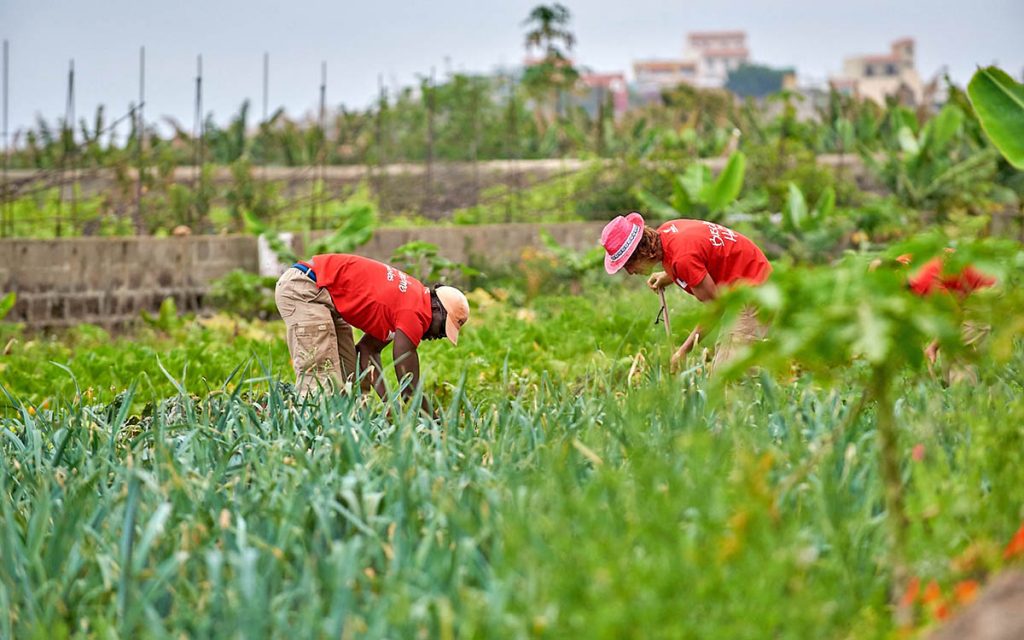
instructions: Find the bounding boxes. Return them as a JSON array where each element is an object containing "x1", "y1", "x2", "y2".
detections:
[{"x1": 521, "y1": 4, "x2": 579, "y2": 126}]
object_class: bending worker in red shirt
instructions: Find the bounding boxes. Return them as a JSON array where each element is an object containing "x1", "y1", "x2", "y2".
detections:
[
  {"x1": 898, "y1": 253, "x2": 995, "y2": 365},
  {"x1": 601, "y1": 213, "x2": 772, "y2": 370},
  {"x1": 274, "y1": 254, "x2": 470, "y2": 410}
]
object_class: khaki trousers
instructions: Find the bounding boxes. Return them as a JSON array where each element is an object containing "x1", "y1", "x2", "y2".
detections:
[
  {"x1": 275, "y1": 268, "x2": 357, "y2": 396},
  {"x1": 711, "y1": 305, "x2": 767, "y2": 371}
]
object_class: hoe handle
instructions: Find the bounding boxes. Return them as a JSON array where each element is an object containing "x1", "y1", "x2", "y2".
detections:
[{"x1": 658, "y1": 288, "x2": 671, "y2": 338}]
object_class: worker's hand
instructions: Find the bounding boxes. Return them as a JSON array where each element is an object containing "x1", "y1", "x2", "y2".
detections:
[
  {"x1": 925, "y1": 339, "x2": 939, "y2": 364},
  {"x1": 647, "y1": 271, "x2": 671, "y2": 292},
  {"x1": 670, "y1": 332, "x2": 699, "y2": 372}
]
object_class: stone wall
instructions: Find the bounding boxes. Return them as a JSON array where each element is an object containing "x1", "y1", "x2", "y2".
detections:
[{"x1": 0, "y1": 222, "x2": 605, "y2": 329}]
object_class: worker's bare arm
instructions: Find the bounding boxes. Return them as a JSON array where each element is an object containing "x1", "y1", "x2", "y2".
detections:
[{"x1": 356, "y1": 334, "x2": 389, "y2": 399}]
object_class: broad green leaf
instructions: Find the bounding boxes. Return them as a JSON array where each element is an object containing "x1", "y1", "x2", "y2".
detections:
[
  {"x1": 702, "y1": 151, "x2": 746, "y2": 213},
  {"x1": 836, "y1": 118, "x2": 855, "y2": 150},
  {"x1": 812, "y1": 186, "x2": 836, "y2": 219},
  {"x1": 671, "y1": 174, "x2": 693, "y2": 213},
  {"x1": 635, "y1": 189, "x2": 682, "y2": 220},
  {"x1": 968, "y1": 66, "x2": 1024, "y2": 169},
  {"x1": 784, "y1": 182, "x2": 807, "y2": 231},
  {"x1": 679, "y1": 164, "x2": 707, "y2": 202},
  {"x1": 897, "y1": 126, "x2": 920, "y2": 156},
  {"x1": 924, "y1": 105, "x2": 963, "y2": 154}
]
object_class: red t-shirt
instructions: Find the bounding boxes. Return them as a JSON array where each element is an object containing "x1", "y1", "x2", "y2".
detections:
[
  {"x1": 658, "y1": 219, "x2": 772, "y2": 296},
  {"x1": 907, "y1": 257, "x2": 996, "y2": 297},
  {"x1": 307, "y1": 254, "x2": 433, "y2": 346}
]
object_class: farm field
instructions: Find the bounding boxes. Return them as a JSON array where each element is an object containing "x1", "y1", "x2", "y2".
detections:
[
  {"x1": 3, "y1": 5, "x2": 1024, "y2": 635},
  {"x1": 3, "y1": 271, "x2": 1024, "y2": 638}
]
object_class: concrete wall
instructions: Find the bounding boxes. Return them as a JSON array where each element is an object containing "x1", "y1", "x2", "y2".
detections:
[
  {"x1": 0, "y1": 236, "x2": 259, "y2": 328},
  {"x1": 0, "y1": 222, "x2": 605, "y2": 329},
  {"x1": 302, "y1": 221, "x2": 604, "y2": 267}
]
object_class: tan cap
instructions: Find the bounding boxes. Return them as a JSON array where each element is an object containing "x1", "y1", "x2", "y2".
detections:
[{"x1": 435, "y1": 286, "x2": 469, "y2": 345}]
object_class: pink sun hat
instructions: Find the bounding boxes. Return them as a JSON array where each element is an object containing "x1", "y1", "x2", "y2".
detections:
[{"x1": 600, "y1": 212, "x2": 646, "y2": 274}]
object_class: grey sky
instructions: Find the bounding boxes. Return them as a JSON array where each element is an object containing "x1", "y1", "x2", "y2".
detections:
[{"x1": 2, "y1": 0, "x2": 1022, "y2": 136}]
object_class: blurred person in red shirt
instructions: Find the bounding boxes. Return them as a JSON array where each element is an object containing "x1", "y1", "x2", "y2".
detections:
[
  {"x1": 601, "y1": 213, "x2": 772, "y2": 371},
  {"x1": 896, "y1": 252, "x2": 996, "y2": 366}
]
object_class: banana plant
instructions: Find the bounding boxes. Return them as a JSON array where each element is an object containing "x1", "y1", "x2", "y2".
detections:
[
  {"x1": 782, "y1": 182, "x2": 835, "y2": 234},
  {"x1": 751, "y1": 182, "x2": 846, "y2": 264},
  {"x1": 635, "y1": 151, "x2": 746, "y2": 222},
  {"x1": 862, "y1": 104, "x2": 998, "y2": 215},
  {"x1": 967, "y1": 66, "x2": 1024, "y2": 169}
]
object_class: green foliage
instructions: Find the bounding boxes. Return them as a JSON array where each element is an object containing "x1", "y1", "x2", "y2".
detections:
[
  {"x1": 207, "y1": 270, "x2": 280, "y2": 320},
  {"x1": 636, "y1": 151, "x2": 747, "y2": 222},
  {"x1": 140, "y1": 297, "x2": 185, "y2": 333},
  {"x1": 389, "y1": 241, "x2": 480, "y2": 284},
  {"x1": 968, "y1": 66, "x2": 1024, "y2": 169},
  {"x1": 521, "y1": 4, "x2": 579, "y2": 108},
  {"x1": 783, "y1": 182, "x2": 835, "y2": 233},
  {"x1": 864, "y1": 104, "x2": 999, "y2": 216},
  {"x1": 0, "y1": 293, "x2": 15, "y2": 321},
  {"x1": 725, "y1": 64, "x2": 791, "y2": 99},
  {"x1": 306, "y1": 183, "x2": 379, "y2": 256}
]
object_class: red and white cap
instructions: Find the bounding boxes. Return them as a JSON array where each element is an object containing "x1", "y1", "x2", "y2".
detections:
[
  {"x1": 435, "y1": 286, "x2": 469, "y2": 345},
  {"x1": 600, "y1": 212, "x2": 645, "y2": 274}
]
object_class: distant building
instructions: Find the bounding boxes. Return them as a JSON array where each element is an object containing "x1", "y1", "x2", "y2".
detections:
[
  {"x1": 632, "y1": 59, "x2": 699, "y2": 93},
  {"x1": 630, "y1": 30, "x2": 750, "y2": 94},
  {"x1": 829, "y1": 38, "x2": 924, "y2": 105},
  {"x1": 578, "y1": 72, "x2": 630, "y2": 119},
  {"x1": 686, "y1": 31, "x2": 750, "y2": 88}
]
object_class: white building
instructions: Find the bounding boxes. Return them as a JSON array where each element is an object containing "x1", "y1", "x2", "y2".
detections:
[
  {"x1": 633, "y1": 59, "x2": 698, "y2": 93},
  {"x1": 631, "y1": 30, "x2": 750, "y2": 93},
  {"x1": 830, "y1": 38, "x2": 924, "y2": 106},
  {"x1": 686, "y1": 31, "x2": 750, "y2": 88}
]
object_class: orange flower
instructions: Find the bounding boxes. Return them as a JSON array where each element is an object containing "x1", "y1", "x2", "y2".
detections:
[
  {"x1": 911, "y1": 444, "x2": 925, "y2": 462},
  {"x1": 953, "y1": 579, "x2": 980, "y2": 606},
  {"x1": 922, "y1": 580, "x2": 942, "y2": 604},
  {"x1": 1004, "y1": 523, "x2": 1024, "y2": 560},
  {"x1": 899, "y1": 576, "x2": 921, "y2": 608}
]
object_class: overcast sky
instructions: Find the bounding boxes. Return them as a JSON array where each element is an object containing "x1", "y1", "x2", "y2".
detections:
[{"x1": 2, "y1": 0, "x2": 1022, "y2": 136}]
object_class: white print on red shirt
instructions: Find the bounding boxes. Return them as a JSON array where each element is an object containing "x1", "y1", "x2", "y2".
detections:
[
  {"x1": 385, "y1": 265, "x2": 410, "y2": 293},
  {"x1": 702, "y1": 221, "x2": 737, "y2": 248}
]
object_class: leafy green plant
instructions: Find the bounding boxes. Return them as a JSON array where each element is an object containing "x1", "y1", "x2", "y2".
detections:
[
  {"x1": 538, "y1": 229, "x2": 603, "y2": 293},
  {"x1": 139, "y1": 297, "x2": 185, "y2": 333},
  {"x1": 0, "y1": 293, "x2": 15, "y2": 321},
  {"x1": 389, "y1": 240, "x2": 480, "y2": 284},
  {"x1": 636, "y1": 151, "x2": 747, "y2": 222},
  {"x1": 782, "y1": 182, "x2": 836, "y2": 233},
  {"x1": 306, "y1": 183, "x2": 378, "y2": 256},
  {"x1": 967, "y1": 66, "x2": 1024, "y2": 169},
  {"x1": 207, "y1": 270, "x2": 280, "y2": 320},
  {"x1": 863, "y1": 104, "x2": 998, "y2": 216},
  {"x1": 709, "y1": 237, "x2": 1024, "y2": 606}
]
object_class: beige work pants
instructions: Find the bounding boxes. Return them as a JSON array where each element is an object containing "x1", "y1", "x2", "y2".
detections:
[
  {"x1": 274, "y1": 268, "x2": 357, "y2": 396},
  {"x1": 711, "y1": 305, "x2": 767, "y2": 371}
]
